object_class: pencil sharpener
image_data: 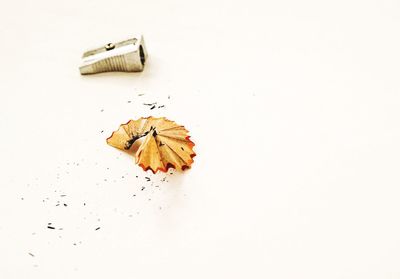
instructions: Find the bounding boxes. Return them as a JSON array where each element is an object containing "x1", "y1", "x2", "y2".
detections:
[{"x1": 79, "y1": 35, "x2": 148, "y2": 75}]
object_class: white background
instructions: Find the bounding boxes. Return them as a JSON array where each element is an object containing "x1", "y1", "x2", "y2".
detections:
[{"x1": 1, "y1": 0, "x2": 400, "y2": 278}]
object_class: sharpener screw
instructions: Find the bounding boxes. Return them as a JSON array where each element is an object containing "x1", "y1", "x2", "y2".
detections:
[{"x1": 105, "y1": 43, "x2": 115, "y2": 51}]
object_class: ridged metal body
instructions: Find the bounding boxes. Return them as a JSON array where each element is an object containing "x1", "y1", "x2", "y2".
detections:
[{"x1": 79, "y1": 35, "x2": 147, "y2": 75}]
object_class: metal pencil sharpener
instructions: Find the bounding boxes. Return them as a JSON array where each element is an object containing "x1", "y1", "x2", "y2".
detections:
[{"x1": 79, "y1": 35, "x2": 148, "y2": 75}]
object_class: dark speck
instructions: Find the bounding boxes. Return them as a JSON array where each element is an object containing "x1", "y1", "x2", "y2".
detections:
[
  {"x1": 95, "y1": 227, "x2": 100, "y2": 231},
  {"x1": 47, "y1": 226, "x2": 55, "y2": 230}
]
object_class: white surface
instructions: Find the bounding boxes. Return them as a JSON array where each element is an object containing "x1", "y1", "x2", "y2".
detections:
[{"x1": 1, "y1": 0, "x2": 400, "y2": 278}]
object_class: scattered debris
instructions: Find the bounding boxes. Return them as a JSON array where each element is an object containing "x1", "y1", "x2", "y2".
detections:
[{"x1": 27, "y1": 100, "x2": 177, "y2": 245}]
